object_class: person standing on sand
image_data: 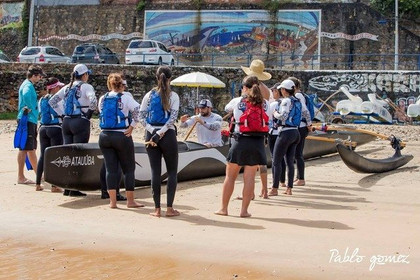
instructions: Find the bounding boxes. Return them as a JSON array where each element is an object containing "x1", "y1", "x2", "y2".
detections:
[
  {"x1": 289, "y1": 77, "x2": 310, "y2": 187},
  {"x1": 16, "y1": 65, "x2": 44, "y2": 185},
  {"x1": 98, "y1": 73, "x2": 144, "y2": 209},
  {"x1": 267, "y1": 83, "x2": 287, "y2": 197},
  {"x1": 179, "y1": 99, "x2": 223, "y2": 147},
  {"x1": 240, "y1": 59, "x2": 272, "y2": 199},
  {"x1": 49, "y1": 64, "x2": 97, "y2": 197},
  {"x1": 139, "y1": 66, "x2": 180, "y2": 218},
  {"x1": 35, "y1": 77, "x2": 65, "y2": 192},
  {"x1": 215, "y1": 75, "x2": 269, "y2": 217},
  {"x1": 271, "y1": 79, "x2": 312, "y2": 196}
]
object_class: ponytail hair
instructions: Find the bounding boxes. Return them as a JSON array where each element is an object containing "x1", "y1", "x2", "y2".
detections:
[
  {"x1": 242, "y1": 75, "x2": 263, "y2": 105},
  {"x1": 68, "y1": 71, "x2": 76, "y2": 90},
  {"x1": 288, "y1": 76, "x2": 301, "y2": 92},
  {"x1": 155, "y1": 66, "x2": 172, "y2": 111}
]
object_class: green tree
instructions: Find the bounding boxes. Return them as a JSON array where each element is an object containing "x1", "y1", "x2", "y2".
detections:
[{"x1": 370, "y1": 0, "x2": 420, "y2": 20}]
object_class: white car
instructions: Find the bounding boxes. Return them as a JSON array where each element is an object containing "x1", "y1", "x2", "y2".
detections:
[
  {"x1": 17, "y1": 46, "x2": 70, "y2": 63},
  {"x1": 0, "y1": 50, "x2": 11, "y2": 63},
  {"x1": 125, "y1": 40, "x2": 174, "y2": 65}
]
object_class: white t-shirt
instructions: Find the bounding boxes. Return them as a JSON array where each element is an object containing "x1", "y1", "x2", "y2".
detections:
[{"x1": 180, "y1": 112, "x2": 223, "y2": 147}]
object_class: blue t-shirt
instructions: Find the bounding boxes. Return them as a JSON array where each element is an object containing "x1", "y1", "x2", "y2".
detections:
[{"x1": 17, "y1": 79, "x2": 39, "y2": 124}]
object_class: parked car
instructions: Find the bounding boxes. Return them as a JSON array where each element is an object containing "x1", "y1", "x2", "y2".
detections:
[
  {"x1": 17, "y1": 46, "x2": 70, "y2": 63},
  {"x1": 125, "y1": 39, "x2": 174, "y2": 65},
  {"x1": 71, "y1": 43, "x2": 120, "y2": 64},
  {"x1": 0, "y1": 50, "x2": 11, "y2": 63}
]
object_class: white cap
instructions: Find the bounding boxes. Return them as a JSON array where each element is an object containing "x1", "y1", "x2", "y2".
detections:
[
  {"x1": 73, "y1": 64, "x2": 92, "y2": 76},
  {"x1": 277, "y1": 79, "x2": 295, "y2": 90}
]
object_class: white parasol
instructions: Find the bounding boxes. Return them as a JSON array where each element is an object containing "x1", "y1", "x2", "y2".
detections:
[{"x1": 170, "y1": 71, "x2": 226, "y2": 101}]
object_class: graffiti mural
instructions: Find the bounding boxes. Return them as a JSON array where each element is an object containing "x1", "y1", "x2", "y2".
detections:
[
  {"x1": 308, "y1": 73, "x2": 420, "y2": 95},
  {"x1": 144, "y1": 10, "x2": 321, "y2": 69},
  {"x1": 0, "y1": 2, "x2": 24, "y2": 28}
]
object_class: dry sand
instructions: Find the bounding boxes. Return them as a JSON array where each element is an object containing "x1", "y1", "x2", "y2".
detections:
[{"x1": 0, "y1": 120, "x2": 419, "y2": 279}]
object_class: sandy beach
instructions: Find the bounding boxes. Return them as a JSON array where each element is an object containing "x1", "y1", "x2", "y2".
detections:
[{"x1": 1, "y1": 120, "x2": 419, "y2": 279}]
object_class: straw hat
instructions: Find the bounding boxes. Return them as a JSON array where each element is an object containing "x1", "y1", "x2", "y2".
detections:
[{"x1": 241, "y1": 59, "x2": 272, "y2": 81}]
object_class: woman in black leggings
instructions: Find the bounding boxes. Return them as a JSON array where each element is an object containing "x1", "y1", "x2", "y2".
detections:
[
  {"x1": 49, "y1": 64, "x2": 97, "y2": 196},
  {"x1": 140, "y1": 66, "x2": 180, "y2": 217},
  {"x1": 35, "y1": 77, "x2": 64, "y2": 192},
  {"x1": 98, "y1": 73, "x2": 143, "y2": 209},
  {"x1": 272, "y1": 79, "x2": 311, "y2": 195}
]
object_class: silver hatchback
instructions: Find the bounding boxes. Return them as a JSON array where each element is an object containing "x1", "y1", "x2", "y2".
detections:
[
  {"x1": 17, "y1": 46, "x2": 70, "y2": 63},
  {"x1": 125, "y1": 40, "x2": 174, "y2": 65}
]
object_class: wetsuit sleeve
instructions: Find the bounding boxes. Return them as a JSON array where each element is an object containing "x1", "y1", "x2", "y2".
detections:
[
  {"x1": 301, "y1": 102, "x2": 312, "y2": 126},
  {"x1": 273, "y1": 98, "x2": 291, "y2": 123},
  {"x1": 139, "y1": 91, "x2": 155, "y2": 134},
  {"x1": 83, "y1": 84, "x2": 97, "y2": 111},
  {"x1": 125, "y1": 95, "x2": 141, "y2": 127},
  {"x1": 48, "y1": 86, "x2": 66, "y2": 111},
  {"x1": 204, "y1": 114, "x2": 222, "y2": 131},
  {"x1": 180, "y1": 116, "x2": 196, "y2": 128}
]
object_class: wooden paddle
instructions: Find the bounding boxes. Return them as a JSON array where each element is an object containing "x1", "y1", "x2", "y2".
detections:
[
  {"x1": 315, "y1": 125, "x2": 406, "y2": 147},
  {"x1": 317, "y1": 96, "x2": 335, "y2": 112},
  {"x1": 184, "y1": 121, "x2": 198, "y2": 141},
  {"x1": 306, "y1": 135, "x2": 357, "y2": 148}
]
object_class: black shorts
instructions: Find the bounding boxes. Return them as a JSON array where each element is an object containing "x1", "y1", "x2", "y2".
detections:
[
  {"x1": 227, "y1": 135, "x2": 267, "y2": 166},
  {"x1": 20, "y1": 121, "x2": 38, "y2": 151}
]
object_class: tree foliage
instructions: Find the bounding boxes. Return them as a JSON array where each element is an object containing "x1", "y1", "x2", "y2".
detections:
[{"x1": 370, "y1": 0, "x2": 420, "y2": 20}]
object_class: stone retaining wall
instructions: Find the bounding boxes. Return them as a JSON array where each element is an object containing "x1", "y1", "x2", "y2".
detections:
[{"x1": 1, "y1": 63, "x2": 418, "y2": 115}]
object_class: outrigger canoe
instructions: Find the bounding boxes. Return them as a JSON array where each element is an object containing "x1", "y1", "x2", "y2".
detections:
[
  {"x1": 44, "y1": 130, "x2": 376, "y2": 191},
  {"x1": 336, "y1": 137, "x2": 413, "y2": 173}
]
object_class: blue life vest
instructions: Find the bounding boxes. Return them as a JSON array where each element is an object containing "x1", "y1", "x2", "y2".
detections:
[
  {"x1": 302, "y1": 93, "x2": 315, "y2": 123},
  {"x1": 64, "y1": 83, "x2": 88, "y2": 117},
  {"x1": 285, "y1": 96, "x2": 302, "y2": 127},
  {"x1": 99, "y1": 93, "x2": 130, "y2": 129},
  {"x1": 40, "y1": 94, "x2": 60, "y2": 125},
  {"x1": 146, "y1": 90, "x2": 170, "y2": 125}
]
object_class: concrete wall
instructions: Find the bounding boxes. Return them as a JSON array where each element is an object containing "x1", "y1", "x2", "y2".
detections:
[{"x1": 1, "y1": 63, "x2": 418, "y2": 115}]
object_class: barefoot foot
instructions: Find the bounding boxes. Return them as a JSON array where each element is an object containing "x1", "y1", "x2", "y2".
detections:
[
  {"x1": 214, "y1": 209, "x2": 228, "y2": 216},
  {"x1": 150, "y1": 208, "x2": 161, "y2": 217},
  {"x1": 268, "y1": 188, "x2": 278, "y2": 196},
  {"x1": 165, "y1": 208, "x2": 180, "y2": 217},
  {"x1": 35, "y1": 185, "x2": 43, "y2": 191},
  {"x1": 240, "y1": 212, "x2": 252, "y2": 218},
  {"x1": 127, "y1": 201, "x2": 145, "y2": 208},
  {"x1": 283, "y1": 187, "x2": 293, "y2": 195},
  {"x1": 51, "y1": 186, "x2": 63, "y2": 193},
  {"x1": 109, "y1": 203, "x2": 118, "y2": 209}
]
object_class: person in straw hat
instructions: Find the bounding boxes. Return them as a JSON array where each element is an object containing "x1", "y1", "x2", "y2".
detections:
[
  {"x1": 240, "y1": 59, "x2": 272, "y2": 199},
  {"x1": 241, "y1": 59, "x2": 272, "y2": 101}
]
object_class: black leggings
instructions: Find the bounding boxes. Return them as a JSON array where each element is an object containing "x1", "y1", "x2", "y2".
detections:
[
  {"x1": 146, "y1": 129, "x2": 178, "y2": 208},
  {"x1": 36, "y1": 126, "x2": 63, "y2": 185},
  {"x1": 268, "y1": 134, "x2": 285, "y2": 188},
  {"x1": 100, "y1": 163, "x2": 122, "y2": 193},
  {"x1": 99, "y1": 131, "x2": 135, "y2": 191},
  {"x1": 62, "y1": 117, "x2": 90, "y2": 144},
  {"x1": 296, "y1": 126, "x2": 309, "y2": 180},
  {"x1": 272, "y1": 129, "x2": 300, "y2": 188}
]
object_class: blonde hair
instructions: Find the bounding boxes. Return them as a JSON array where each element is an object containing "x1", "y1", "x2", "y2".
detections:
[{"x1": 107, "y1": 73, "x2": 124, "y2": 92}]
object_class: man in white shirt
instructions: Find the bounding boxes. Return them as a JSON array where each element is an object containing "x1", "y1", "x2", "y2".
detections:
[{"x1": 180, "y1": 99, "x2": 223, "y2": 147}]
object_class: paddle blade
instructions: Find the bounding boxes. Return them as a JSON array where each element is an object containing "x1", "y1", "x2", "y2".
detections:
[
  {"x1": 25, "y1": 155, "x2": 33, "y2": 170},
  {"x1": 14, "y1": 115, "x2": 29, "y2": 149}
]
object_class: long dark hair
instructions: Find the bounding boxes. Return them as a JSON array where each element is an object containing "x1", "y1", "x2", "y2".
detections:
[
  {"x1": 242, "y1": 75, "x2": 263, "y2": 105},
  {"x1": 155, "y1": 66, "x2": 172, "y2": 111},
  {"x1": 288, "y1": 76, "x2": 301, "y2": 92}
]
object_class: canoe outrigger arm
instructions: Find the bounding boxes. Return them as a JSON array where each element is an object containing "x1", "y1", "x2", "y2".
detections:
[{"x1": 336, "y1": 135, "x2": 413, "y2": 173}]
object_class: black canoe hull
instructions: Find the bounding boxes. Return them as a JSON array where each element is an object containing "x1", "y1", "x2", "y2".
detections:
[
  {"x1": 44, "y1": 131, "x2": 376, "y2": 191},
  {"x1": 336, "y1": 143, "x2": 414, "y2": 173}
]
